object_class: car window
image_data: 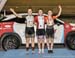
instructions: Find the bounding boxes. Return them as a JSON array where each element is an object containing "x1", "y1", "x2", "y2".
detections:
[
  {"x1": 0, "y1": 17, "x2": 26, "y2": 23},
  {"x1": 0, "y1": 17, "x2": 6, "y2": 22},
  {"x1": 54, "y1": 19, "x2": 63, "y2": 25}
]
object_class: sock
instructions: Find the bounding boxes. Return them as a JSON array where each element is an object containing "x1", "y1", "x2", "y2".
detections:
[
  {"x1": 48, "y1": 44, "x2": 50, "y2": 50},
  {"x1": 50, "y1": 46, "x2": 53, "y2": 50},
  {"x1": 42, "y1": 49, "x2": 44, "y2": 53},
  {"x1": 39, "y1": 49, "x2": 41, "y2": 53},
  {"x1": 48, "y1": 47, "x2": 50, "y2": 50},
  {"x1": 32, "y1": 47, "x2": 35, "y2": 51}
]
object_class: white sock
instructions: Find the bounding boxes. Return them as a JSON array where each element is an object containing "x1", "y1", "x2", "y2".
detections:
[
  {"x1": 42, "y1": 49, "x2": 44, "y2": 53},
  {"x1": 48, "y1": 47, "x2": 50, "y2": 50},
  {"x1": 38, "y1": 49, "x2": 41, "y2": 53},
  {"x1": 50, "y1": 47, "x2": 53, "y2": 50}
]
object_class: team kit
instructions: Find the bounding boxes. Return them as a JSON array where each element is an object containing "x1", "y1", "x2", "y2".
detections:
[{"x1": 10, "y1": 5, "x2": 62, "y2": 54}]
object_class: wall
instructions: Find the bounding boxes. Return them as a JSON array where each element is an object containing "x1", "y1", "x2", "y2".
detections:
[{"x1": 2, "y1": 0, "x2": 75, "y2": 15}]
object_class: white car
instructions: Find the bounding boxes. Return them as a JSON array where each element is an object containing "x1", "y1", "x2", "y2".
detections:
[{"x1": 0, "y1": 13, "x2": 75, "y2": 51}]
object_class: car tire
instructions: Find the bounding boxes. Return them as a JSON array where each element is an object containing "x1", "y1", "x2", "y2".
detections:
[
  {"x1": 66, "y1": 31, "x2": 75, "y2": 50},
  {"x1": 1, "y1": 33, "x2": 21, "y2": 51}
]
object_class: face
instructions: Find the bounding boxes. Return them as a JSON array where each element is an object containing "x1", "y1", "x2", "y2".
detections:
[
  {"x1": 38, "y1": 9, "x2": 43, "y2": 16},
  {"x1": 28, "y1": 9, "x2": 32, "y2": 16},
  {"x1": 48, "y1": 10, "x2": 53, "y2": 16}
]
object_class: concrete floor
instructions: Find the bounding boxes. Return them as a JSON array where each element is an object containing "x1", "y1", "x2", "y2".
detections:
[
  {"x1": 0, "y1": 43, "x2": 75, "y2": 58},
  {"x1": 0, "y1": 48, "x2": 75, "y2": 58}
]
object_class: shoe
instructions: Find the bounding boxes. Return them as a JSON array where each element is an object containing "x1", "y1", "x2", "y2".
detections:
[
  {"x1": 32, "y1": 51, "x2": 35, "y2": 54},
  {"x1": 48, "y1": 50, "x2": 53, "y2": 53}
]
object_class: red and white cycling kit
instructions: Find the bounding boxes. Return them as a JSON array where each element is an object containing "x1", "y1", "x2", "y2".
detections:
[
  {"x1": 34, "y1": 15, "x2": 47, "y2": 29},
  {"x1": 34, "y1": 15, "x2": 47, "y2": 36}
]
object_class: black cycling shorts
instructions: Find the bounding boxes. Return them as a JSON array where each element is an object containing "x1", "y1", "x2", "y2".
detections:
[
  {"x1": 36, "y1": 29, "x2": 45, "y2": 36},
  {"x1": 25, "y1": 27, "x2": 35, "y2": 35},
  {"x1": 46, "y1": 26, "x2": 54, "y2": 38}
]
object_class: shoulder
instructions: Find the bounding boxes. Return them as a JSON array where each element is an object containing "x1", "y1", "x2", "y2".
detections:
[
  {"x1": 44, "y1": 15, "x2": 47, "y2": 17},
  {"x1": 34, "y1": 16, "x2": 38, "y2": 19},
  {"x1": 35, "y1": 15, "x2": 38, "y2": 18},
  {"x1": 44, "y1": 16, "x2": 48, "y2": 21},
  {"x1": 32, "y1": 16, "x2": 34, "y2": 18}
]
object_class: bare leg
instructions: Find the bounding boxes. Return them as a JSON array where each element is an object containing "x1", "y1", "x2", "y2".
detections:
[
  {"x1": 41, "y1": 36, "x2": 45, "y2": 53},
  {"x1": 47, "y1": 38, "x2": 54, "y2": 53},
  {"x1": 50, "y1": 39, "x2": 54, "y2": 50},
  {"x1": 31, "y1": 36, "x2": 35, "y2": 53},
  {"x1": 26, "y1": 35, "x2": 30, "y2": 51},
  {"x1": 38, "y1": 36, "x2": 42, "y2": 54},
  {"x1": 47, "y1": 38, "x2": 50, "y2": 50}
]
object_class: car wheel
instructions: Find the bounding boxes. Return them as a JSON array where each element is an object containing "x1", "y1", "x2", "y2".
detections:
[
  {"x1": 1, "y1": 33, "x2": 21, "y2": 51},
  {"x1": 66, "y1": 31, "x2": 75, "y2": 50}
]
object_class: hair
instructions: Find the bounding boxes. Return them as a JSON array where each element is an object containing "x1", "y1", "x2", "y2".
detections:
[
  {"x1": 27, "y1": 7, "x2": 32, "y2": 10},
  {"x1": 38, "y1": 8, "x2": 43, "y2": 11}
]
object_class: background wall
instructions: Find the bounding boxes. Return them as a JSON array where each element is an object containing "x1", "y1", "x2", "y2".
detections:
[
  {"x1": 2, "y1": 0, "x2": 75, "y2": 15},
  {"x1": 1, "y1": 0, "x2": 75, "y2": 23}
]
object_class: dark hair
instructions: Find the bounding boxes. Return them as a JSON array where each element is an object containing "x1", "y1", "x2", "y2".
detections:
[
  {"x1": 38, "y1": 8, "x2": 43, "y2": 11},
  {"x1": 28, "y1": 7, "x2": 32, "y2": 10}
]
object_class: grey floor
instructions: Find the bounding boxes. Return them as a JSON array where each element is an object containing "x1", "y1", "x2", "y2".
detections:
[{"x1": 0, "y1": 48, "x2": 75, "y2": 58}]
